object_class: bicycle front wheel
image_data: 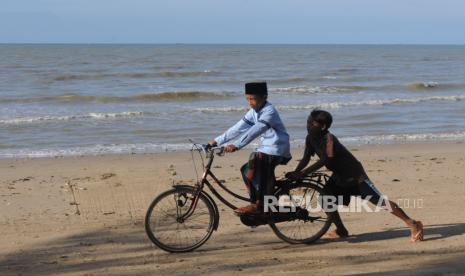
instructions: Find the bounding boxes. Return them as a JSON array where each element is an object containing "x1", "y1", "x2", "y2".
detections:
[
  {"x1": 269, "y1": 182, "x2": 333, "y2": 244},
  {"x1": 145, "y1": 186, "x2": 216, "y2": 252}
]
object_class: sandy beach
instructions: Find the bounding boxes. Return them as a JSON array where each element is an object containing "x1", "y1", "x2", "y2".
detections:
[{"x1": 1, "y1": 142, "x2": 465, "y2": 275}]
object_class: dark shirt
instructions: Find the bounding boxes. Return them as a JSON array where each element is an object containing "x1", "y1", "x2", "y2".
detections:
[{"x1": 296, "y1": 131, "x2": 367, "y2": 182}]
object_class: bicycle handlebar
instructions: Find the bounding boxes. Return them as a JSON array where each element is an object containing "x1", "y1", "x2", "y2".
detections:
[
  {"x1": 203, "y1": 144, "x2": 225, "y2": 155},
  {"x1": 190, "y1": 143, "x2": 225, "y2": 156}
]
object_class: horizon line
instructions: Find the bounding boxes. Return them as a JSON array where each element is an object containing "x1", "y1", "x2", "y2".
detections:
[{"x1": 1, "y1": 42, "x2": 465, "y2": 46}]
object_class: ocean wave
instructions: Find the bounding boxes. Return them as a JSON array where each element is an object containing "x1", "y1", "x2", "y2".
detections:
[
  {"x1": 0, "y1": 143, "x2": 193, "y2": 158},
  {"x1": 0, "y1": 144, "x2": 15, "y2": 149},
  {"x1": 2, "y1": 132, "x2": 464, "y2": 158},
  {"x1": 0, "y1": 91, "x2": 236, "y2": 104},
  {"x1": 271, "y1": 85, "x2": 365, "y2": 94},
  {"x1": 129, "y1": 91, "x2": 234, "y2": 101},
  {"x1": 272, "y1": 82, "x2": 465, "y2": 94},
  {"x1": 52, "y1": 70, "x2": 218, "y2": 81},
  {"x1": 279, "y1": 95, "x2": 465, "y2": 110},
  {"x1": 52, "y1": 72, "x2": 161, "y2": 81},
  {"x1": 119, "y1": 72, "x2": 159, "y2": 79},
  {"x1": 269, "y1": 77, "x2": 308, "y2": 84},
  {"x1": 340, "y1": 131, "x2": 465, "y2": 144},
  {"x1": 406, "y1": 82, "x2": 439, "y2": 90},
  {"x1": 194, "y1": 95, "x2": 465, "y2": 113},
  {"x1": 158, "y1": 70, "x2": 219, "y2": 78},
  {"x1": 53, "y1": 74, "x2": 108, "y2": 81},
  {"x1": 192, "y1": 77, "x2": 308, "y2": 85},
  {"x1": 87, "y1": 112, "x2": 144, "y2": 119},
  {"x1": 405, "y1": 82, "x2": 465, "y2": 91},
  {"x1": 195, "y1": 106, "x2": 249, "y2": 113},
  {"x1": 348, "y1": 120, "x2": 401, "y2": 127},
  {"x1": 0, "y1": 112, "x2": 145, "y2": 125},
  {"x1": 327, "y1": 68, "x2": 359, "y2": 75}
]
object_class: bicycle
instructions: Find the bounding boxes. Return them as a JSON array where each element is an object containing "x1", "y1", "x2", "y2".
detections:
[{"x1": 145, "y1": 143, "x2": 334, "y2": 253}]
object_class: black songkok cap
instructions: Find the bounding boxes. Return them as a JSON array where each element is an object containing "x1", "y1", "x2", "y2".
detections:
[{"x1": 245, "y1": 82, "x2": 268, "y2": 95}]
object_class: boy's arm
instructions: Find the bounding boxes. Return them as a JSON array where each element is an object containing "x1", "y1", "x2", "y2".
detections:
[
  {"x1": 300, "y1": 159, "x2": 326, "y2": 176},
  {"x1": 300, "y1": 134, "x2": 334, "y2": 176},
  {"x1": 232, "y1": 109, "x2": 275, "y2": 149},
  {"x1": 214, "y1": 111, "x2": 254, "y2": 145},
  {"x1": 233, "y1": 120, "x2": 269, "y2": 149},
  {"x1": 294, "y1": 136, "x2": 313, "y2": 172}
]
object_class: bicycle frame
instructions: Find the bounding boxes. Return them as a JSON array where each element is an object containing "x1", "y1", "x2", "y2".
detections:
[
  {"x1": 176, "y1": 146, "x2": 246, "y2": 222},
  {"x1": 178, "y1": 144, "x2": 330, "y2": 221},
  {"x1": 196, "y1": 147, "x2": 250, "y2": 210}
]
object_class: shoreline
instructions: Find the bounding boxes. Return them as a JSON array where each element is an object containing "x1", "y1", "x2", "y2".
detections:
[
  {"x1": 1, "y1": 141, "x2": 465, "y2": 275},
  {"x1": 0, "y1": 139, "x2": 463, "y2": 161}
]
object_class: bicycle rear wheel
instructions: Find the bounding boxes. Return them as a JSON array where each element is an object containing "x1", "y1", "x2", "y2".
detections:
[
  {"x1": 145, "y1": 186, "x2": 217, "y2": 252},
  {"x1": 269, "y1": 182, "x2": 333, "y2": 244}
]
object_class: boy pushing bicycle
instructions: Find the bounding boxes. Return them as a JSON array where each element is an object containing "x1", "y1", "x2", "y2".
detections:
[{"x1": 286, "y1": 110, "x2": 424, "y2": 242}]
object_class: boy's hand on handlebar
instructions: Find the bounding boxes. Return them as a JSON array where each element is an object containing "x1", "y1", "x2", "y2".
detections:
[
  {"x1": 208, "y1": 140, "x2": 217, "y2": 146},
  {"x1": 224, "y1": 144, "x2": 237, "y2": 153}
]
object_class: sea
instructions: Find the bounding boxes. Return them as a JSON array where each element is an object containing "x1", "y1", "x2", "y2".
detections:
[{"x1": 1, "y1": 44, "x2": 464, "y2": 158}]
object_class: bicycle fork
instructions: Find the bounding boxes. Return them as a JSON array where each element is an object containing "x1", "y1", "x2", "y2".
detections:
[{"x1": 175, "y1": 182, "x2": 204, "y2": 223}]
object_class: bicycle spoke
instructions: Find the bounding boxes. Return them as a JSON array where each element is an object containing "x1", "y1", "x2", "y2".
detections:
[
  {"x1": 270, "y1": 183, "x2": 332, "y2": 244},
  {"x1": 145, "y1": 187, "x2": 215, "y2": 252}
]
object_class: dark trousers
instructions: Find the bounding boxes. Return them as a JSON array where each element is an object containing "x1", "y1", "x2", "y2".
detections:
[{"x1": 240, "y1": 152, "x2": 289, "y2": 204}]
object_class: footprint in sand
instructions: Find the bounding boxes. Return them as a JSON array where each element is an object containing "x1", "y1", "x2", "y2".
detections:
[
  {"x1": 100, "y1": 173, "x2": 116, "y2": 180},
  {"x1": 167, "y1": 165, "x2": 177, "y2": 176}
]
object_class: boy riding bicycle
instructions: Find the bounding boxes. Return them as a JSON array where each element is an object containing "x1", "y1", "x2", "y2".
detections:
[
  {"x1": 286, "y1": 110, "x2": 424, "y2": 242},
  {"x1": 209, "y1": 82, "x2": 291, "y2": 214}
]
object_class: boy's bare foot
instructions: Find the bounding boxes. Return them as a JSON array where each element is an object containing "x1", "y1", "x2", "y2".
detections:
[
  {"x1": 410, "y1": 220, "x2": 424, "y2": 242},
  {"x1": 323, "y1": 229, "x2": 349, "y2": 239}
]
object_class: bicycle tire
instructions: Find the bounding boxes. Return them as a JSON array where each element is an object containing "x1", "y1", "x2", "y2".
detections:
[
  {"x1": 269, "y1": 182, "x2": 333, "y2": 244},
  {"x1": 145, "y1": 186, "x2": 217, "y2": 252}
]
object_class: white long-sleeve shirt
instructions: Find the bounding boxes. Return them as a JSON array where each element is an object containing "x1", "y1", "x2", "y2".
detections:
[{"x1": 214, "y1": 101, "x2": 291, "y2": 158}]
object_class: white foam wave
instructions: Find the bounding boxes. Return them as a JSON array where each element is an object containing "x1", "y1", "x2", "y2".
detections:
[
  {"x1": 283, "y1": 95, "x2": 465, "y2": 110},
  {"x1": 271, "y1": 85, "x2": 355, "y2": 94},
  {"x1": 2, "y1": 131, "x2": 464, "y2": 158},
  {"x1": 194, "y1": 106, "x2": 249, "y2": 113},
  {"x1": 423, "y1": 81, "x2": 439, "y2": 88},
  {"x1": 340, "y1": 131, "x2": 465, "y2": 144},
  {"x1": 406, "y1": 81, "x2": 439, "y2": 89},
  {"x1": 0, "y1": 111, "x2": 145, "y2": 125},
  {"x1": 87, "y1": 112, "x2": 144, "y2": 119},
  {"x1": 0, "y1": 143, "x2": 193, "y2": 158},
  {"x1": 195, "y1": 95, "x2": 465, "y2": 113}
]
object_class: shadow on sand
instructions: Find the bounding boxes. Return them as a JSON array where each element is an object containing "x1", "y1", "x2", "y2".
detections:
[
  {"x1": 0, "y1": 222, "x2": 464, "y2": 275},
  {"x1": 345, "y1": 222, "x2": 465, "y2": 243}
]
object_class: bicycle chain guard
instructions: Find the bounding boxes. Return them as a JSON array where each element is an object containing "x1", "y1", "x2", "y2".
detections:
[{"x1": 238, "y1": 207, "x2": 311, "y2": 227}]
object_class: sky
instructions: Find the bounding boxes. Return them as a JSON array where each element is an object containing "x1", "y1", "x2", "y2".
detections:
[{"x1": 1, "y1": 0, "x2": 465, "y2": 44}]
